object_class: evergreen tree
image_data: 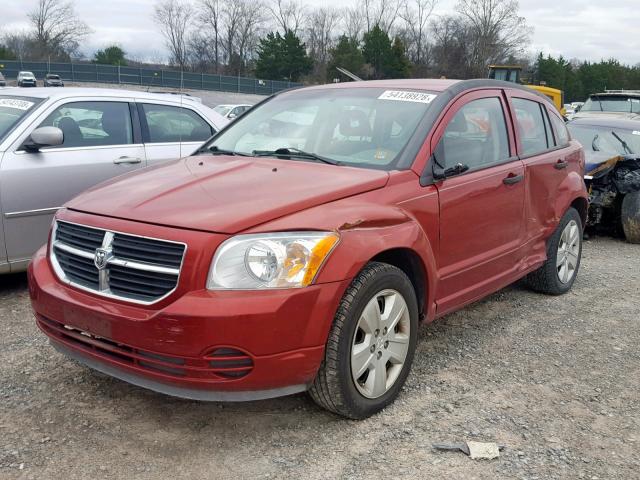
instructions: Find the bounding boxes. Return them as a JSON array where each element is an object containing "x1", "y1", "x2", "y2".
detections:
[
  {"x1": 327, "y1": 35, "x2": 365, "y2": 81},
  {"x1": 255, "y1": 30, "x2": 312, "y2": 82},
  {"x1": 0, "y1": 45, "x2": 16, "y2": 60},
  {"x1": 362, "y1": 25, "x2": 392, "y2": 79},
  {"x1": 93, "y1": 46, "x2": 127, "y2": 66},
  {"x1": 387, "y1": 37, "x2": 412, "y2": 79}
]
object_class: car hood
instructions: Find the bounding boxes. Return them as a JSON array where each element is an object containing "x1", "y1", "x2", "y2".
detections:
[{"x1": 67, "y1": 155, "x2": 390, "y2": 233}]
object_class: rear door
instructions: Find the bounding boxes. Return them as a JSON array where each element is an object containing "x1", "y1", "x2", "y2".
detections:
[
  {"x1": 138, "y1": 102, "x2": 214, "y2": 164},
  {"x1": 506, "y1": 93, "x2": 571, "y2": 246},
  {"x1": 0, "y1": 98, "x2": 145, "y2": 267},
  {"x1": 431, "y1": 89, "x2": 526, "y2": 314}
]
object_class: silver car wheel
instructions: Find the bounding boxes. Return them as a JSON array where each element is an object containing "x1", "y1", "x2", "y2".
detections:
[
  {"x1": 557, "y1": 219, "x2": 580, "y2": 284},
  {"x1": 350, "y1": 289, "x2": 411, "y2": 399}
]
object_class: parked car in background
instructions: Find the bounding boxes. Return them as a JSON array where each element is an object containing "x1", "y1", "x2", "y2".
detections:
[
  {"x1": 0, "y1": 72, "x2": 6, "y2": 87},
  {"x1": 29, "y1": 79, "x2": 587, "y2": 419},
  {"x1": 573, "y1": 91, "x2": 640, "y2": 119},
  {"x1": 44, "y1": 74, "x2": 64, "y2": 87},
  {"x1": 0, "y1": 88, "x2": 228, "y2": 273},
  {"x1": 567, "y1": 115, "x2": 640, "y2": 243},
  {"x1": 213, "y1": 103, "x2": 252, "y2": 120},
  {"x1": 17, "y1": 71, "x2": 37, "y2": 87}
]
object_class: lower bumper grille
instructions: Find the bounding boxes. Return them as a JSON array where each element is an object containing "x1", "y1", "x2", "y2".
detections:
[{"x1": 37, "y1": 315, "x2": 254, "y2": 381}]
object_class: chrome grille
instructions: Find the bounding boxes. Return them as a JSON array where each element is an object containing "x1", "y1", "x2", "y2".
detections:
[{"x1": 51, "y1": 221, "x2": 186, "y2": 304}]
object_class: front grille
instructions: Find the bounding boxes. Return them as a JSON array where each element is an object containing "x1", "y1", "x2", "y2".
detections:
[
  {"x1": 51, "y1": 221, "x2": 186, "y2": 304},
  {"x1": 37, "y1": 315, "x2": 254, "y2": 381}
]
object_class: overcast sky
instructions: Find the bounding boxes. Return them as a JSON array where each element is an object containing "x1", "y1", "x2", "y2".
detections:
[{"x1": 2, "y1": 0, "x2": 639, "y2": 65}]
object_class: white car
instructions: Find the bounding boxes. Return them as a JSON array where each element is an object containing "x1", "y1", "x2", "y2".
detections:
[
  {"x1": 17, "y1": 71, "x2": 37, "y2": 87},
  {"x1": 213, "y1": 104, "x2": 253, "y2": 120},
  {"x1": 0, "y1": 87, "x2": 228, "y2": 273}
]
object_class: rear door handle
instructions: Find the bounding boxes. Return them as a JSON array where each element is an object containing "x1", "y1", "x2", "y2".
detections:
[
  {"x1": 554, "y1": 160, "x2": 568, "y2": 170},
  {"x1": 114, "y1": 156, "x2": 142, "y2": 165},
  {"x1": 503, "y1": 173, "x2": 524, "y2": 185}
]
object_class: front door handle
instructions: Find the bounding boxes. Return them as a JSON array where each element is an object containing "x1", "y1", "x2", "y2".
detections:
[
  {"x1": 554, "y1": 160, "x2": 568, "y2": 170},
  {"x1": 503, "y1": 173, "x2": 524, "y2": 185},
  {"x1": 114, "y1": 156, "x2": 142, "y2": 165}
]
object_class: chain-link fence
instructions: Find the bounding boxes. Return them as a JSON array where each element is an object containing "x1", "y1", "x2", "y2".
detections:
[{"x1": 0, "y1": 60, "x2": 300, "y2": 95}]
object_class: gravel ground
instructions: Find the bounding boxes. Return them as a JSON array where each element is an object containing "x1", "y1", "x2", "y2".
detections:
[{"x1": 1, "y1": 236, "x2": 638, "y2": 479}]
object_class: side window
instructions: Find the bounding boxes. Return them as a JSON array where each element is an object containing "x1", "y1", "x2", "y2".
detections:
[
  {"x1": 548, "y1": 109, "x2": 570, "y2": 146},
  {"x1": 435, "y1": 97, "x2": 510, "y2": 171},
  {"x1": 141, "y1": 104, "x2": 213, "y2": 143},
  {"x1": 39, "y1": 101, "x2": 133, "y2": 148},
  {"x1": 512, "y1": 98, "x2": 550, "y2": 156}
]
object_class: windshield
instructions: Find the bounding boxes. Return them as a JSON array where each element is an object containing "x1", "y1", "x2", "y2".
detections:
[
  {"x1": 582, "y1": 95, "x2": 640, "y2": 113},
  {"x1": 202, "y1": 87, "x2": 436, "y2": 170},
  {"x1": 0, "y1": 96, "x2": 42, "y2": 143},
  {"x1": 214, "y1": 105, "x2": 232, "y2": 116},
  {"x1": 567, "y1": 123, "x2": 640, "y2": 155},
  {"x1": 47, "y1": 75, "x2": 60, "y2": 80}
]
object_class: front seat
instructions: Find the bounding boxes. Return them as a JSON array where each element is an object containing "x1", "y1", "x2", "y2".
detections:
[
  {"x1": 101, "y1": 108, "x2": 129, "y2": 145},
  {"x1": 57, "y1": 117, "x2": 83, "y2": 147}
]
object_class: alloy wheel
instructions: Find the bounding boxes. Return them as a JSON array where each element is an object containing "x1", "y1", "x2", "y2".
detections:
[{"x1": 557, "y1": 219, "x2": 580, "y2": 284}]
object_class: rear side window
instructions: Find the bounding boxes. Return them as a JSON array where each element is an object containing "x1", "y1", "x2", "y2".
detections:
[
  {"x1": 548, "y1": 110, "x2": 570, "y2": 146},
  {"x1": 141, "y1": 104, "x2": 213, "y2": 143},
  {"x1": 512, "y1": 98, "x2": 550, "y2": 156},
  {"x1": 435, "y1": 97, "x2": 510, "y2": 171},
  {"x1": 39, "y1": 101, "x2": 133, "y2": 148}
]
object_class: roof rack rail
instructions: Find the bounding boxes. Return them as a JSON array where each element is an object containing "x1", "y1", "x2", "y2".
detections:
[{"x1": 603, "y1": 89, "x2": 640, "y2": 94}]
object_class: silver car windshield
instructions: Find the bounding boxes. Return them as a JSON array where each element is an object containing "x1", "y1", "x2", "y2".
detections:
[
  {"x1": 582, "y1": 96, "x2": 640, "y2": 113},
  {"x1": 202, "y1": 87, "x2": 437, "y2": 170},
  {"x1": 0, "y1": 96, "x2": 42, "y2": 143},
  {"x1": 568, "y1": 124, "x2": 640, "y2": 155}
]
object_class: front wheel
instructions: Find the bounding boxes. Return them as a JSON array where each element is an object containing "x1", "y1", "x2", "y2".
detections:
[
  {"x1": 309, "y1": 262, "x2": 418, "y2": 419},
  {"x1": 526, "y1": 207, "x2": 583, "y2": 295},
  {"x1": 621, "y1": 191, "x2": 640, "y2": 244}
]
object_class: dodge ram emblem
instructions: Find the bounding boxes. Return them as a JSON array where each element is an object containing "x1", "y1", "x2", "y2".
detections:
[{"x1": 94, "y1": 248, "x2": 111, "y2": 270}]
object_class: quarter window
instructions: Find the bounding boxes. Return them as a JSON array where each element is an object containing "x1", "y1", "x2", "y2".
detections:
[
  {"x1": 39, "y1": 101, "x2": 133, "y2": 148},
  {"x1": 141, "y1": 104, "x2": 213, "y2": 143},
  {"x1": 435, "y1": 97, "x2": 510, "y2": 171},
  {"x1": 548, "y1": 109, "x2": 570, "y2": 146},
  {"x1": 512, "y1": 98, "x2": 550, "y2": 155}
]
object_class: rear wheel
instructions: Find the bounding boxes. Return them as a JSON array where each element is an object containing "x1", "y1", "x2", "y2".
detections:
[
  {"x1": 526, "y1": 207, "x2": 583, "y2": 295},
  {"x1": 621, "y1": 191, "x2": 640, "y2": 244},
  {"x1": 309, "y1": 262, "x2": 418, "y2": 419}
]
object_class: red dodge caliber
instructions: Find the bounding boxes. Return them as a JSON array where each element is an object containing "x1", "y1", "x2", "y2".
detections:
[{"x1": 29, "y1": 79, "x2": 588, "y2": 418}]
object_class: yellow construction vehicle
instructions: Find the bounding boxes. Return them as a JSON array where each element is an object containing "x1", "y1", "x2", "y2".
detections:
[{"x1": 488, "y1": 65, "x2": 565, "y2": 115}]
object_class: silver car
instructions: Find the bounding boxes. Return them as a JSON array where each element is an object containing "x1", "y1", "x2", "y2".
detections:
[{"x1": 0, "y1": 88, "x2": 228, "y2": 273}]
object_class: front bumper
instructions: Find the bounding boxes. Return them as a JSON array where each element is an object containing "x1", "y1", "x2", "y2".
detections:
[{"x1": 29, "y1": 224, "x2": 350, "y2": 400}]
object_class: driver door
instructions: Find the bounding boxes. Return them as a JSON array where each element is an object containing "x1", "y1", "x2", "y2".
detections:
[{"x1": 0, "y1": 98, "x2": 146, "y2": 269}]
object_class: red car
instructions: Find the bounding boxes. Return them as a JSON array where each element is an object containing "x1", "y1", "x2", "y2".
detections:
[{"x1": 29, "y1": 79, "x2": 588, "y2": 419}]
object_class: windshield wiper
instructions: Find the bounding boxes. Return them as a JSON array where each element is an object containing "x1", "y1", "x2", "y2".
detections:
[
  {"x1": 611, "y1": 131, "x2": 633, "y2": 154},
  {"x1": 198, "y1": 145, "x2": 253, "y2": 157},
  {"x1": 252, "y1": 147, "x2": 341, "y2": 166}
]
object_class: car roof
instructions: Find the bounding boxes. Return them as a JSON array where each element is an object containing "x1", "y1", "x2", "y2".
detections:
[
  {"x1": 301, "y1": 78, "x2": 461, "y2": 93},
  {"x1": 0, "y1": 86, "x2": 204, "y2": 104},
  {"x1": 568, "y1": 115, "x2": 640, "y2": 130}
]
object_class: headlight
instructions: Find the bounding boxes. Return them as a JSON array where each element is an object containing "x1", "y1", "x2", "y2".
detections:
[{"x1": 207, "y1": 232, "x2": 340, "y2": 290}]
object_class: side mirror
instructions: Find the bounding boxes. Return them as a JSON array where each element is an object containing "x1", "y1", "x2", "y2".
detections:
[
  {"x1": 24, "y1": 126, "x2": 64, "y2": 152},
  {"x1": 228, "y1": 113, "x2": 237, "y2": 119}
]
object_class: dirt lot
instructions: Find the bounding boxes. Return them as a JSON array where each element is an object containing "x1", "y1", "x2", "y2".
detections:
[{"x1": 1, "y1": 237, "x2": 638, "y2": 479}]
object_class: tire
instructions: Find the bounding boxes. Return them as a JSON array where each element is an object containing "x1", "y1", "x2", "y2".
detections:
[
  {"x1": 309, "y1": 262, "x2": 419, "y2": 419},
  {"x1": 526, "y1": 207, "x2": 583, "y2": 295},
  {"x1": 621, "y1": 191, "x2": 640, "y2": 244}
]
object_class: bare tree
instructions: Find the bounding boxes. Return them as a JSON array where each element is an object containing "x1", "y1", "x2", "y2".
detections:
[
  {"x1": 455, "y1": 0, "x2": 531, "y2": 76},
  {"x1": 430, "y1": 14, "x2": 473, "y2": 78},
  {"x1": 400, "y1": 0, "x2": 437, "y2": 68},
  {"x1": 344, "y1": 6, "x2": 365, "y2": 41},
  {"x1": 27, "y1": 0, "x2": 91, "y2": 59},
  {"x1": 197, "y1": 0, "x2": 223, "y2": 72},
  {"x1": 153, "y1": 0, "x2": 194, "y2": 70},
  {"x1": 306, "y1": 7, "x2": 340, "y2": 80},
  {"x1": 267, "y1": 0, "x2": 306, "y2": 35},
  {"x1": 361, "y1": 0, "x2": 405, "y2": 35},
  {"x1": 221, "y1": 0, "x2": 265, "y2": 75}
]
